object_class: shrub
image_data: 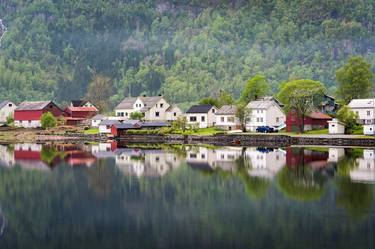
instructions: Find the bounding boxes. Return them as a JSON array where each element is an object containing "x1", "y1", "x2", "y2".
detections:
[{"x1": 40, "y1": 112, "x2": 57, "y2": 129}]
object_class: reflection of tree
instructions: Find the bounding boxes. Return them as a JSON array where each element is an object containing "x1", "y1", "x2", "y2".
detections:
[
  {"x1": 40, "y1": 146, "x2": 65, "y2": 167},
  {"x1": 236, "y1": 156, "x2": 271, "y2": 200},
  {"x1": 336, "y1": 178, "x2": 373, "y2": 219},
  {"x1": 336, "y1": 148, "x2": 362, "y2": 176},
  {"x1": 276, "y1": 167, "x2": 325, "y2": 202},
  {"x1": 86, "y1": 160, "x2": 113, "y2": 198}
]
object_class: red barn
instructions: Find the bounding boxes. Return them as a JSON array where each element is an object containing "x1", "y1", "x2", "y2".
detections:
[
  {"x1": 64, "y1": 106, "x2": 99, "y2": 125},
  {"x1": 14, "y1": 101, "x2": 64, "y2": 128},
  {"x1": 286, "y1": 110, "x2": 332, "y2": 132},
  {"x1": 111, "y1": 121, "x2": 141, "y2": 137}
]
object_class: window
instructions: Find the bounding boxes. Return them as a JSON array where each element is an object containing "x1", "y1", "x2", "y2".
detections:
[
  {"x1": 8, "y1": 103, "x2": 12, "y2": 107},
  {"x1": 155, "y1": 112, "x2": 160, "y2": 117},
  {"x1": 190, "y1": 153, "x2": 197, "y2": 159},
  {"x1": 276, "y1": 117, "x2": 279, "y2": 123},
  {"x1": 160, "y1": 103, "x2": 164, "y2": 108},
  {"x1": 368, "y1": 111, "x2": 371, "y2": 116},
  {"x1": 28, "y1": 120, "x2": 31, "y2": 124},
  {"x1": 201, "y1": 154, "x2": 205, "y2": 159},
  {"x1": 260, "y1": 117, "x2": 263, "y2": 122},
  {"x1": 201, "y1": 116, "x2": 205, "y2": 122},
  {"x1": 221, "y1": 117, "x2": 225, "y2": 122},
  {"x1": 125, "y1": 112, "x2": 128, "y2": 116},
  {"x1": 212, "y1": 109, "x2": 215, "y2": 113},
  {"x1": 228, "y1": 117, "x2": 234, "y2": 123},
  {"x1": 156, "y1": 156, "x2": 160, "y2": 161},
  {"x1": 256, "y1": 117, "x2": 260, "y2": 122},
  {"x1": 190, "y1": 116, "x2": 197, "y2": 122},
  {"x1": 173, "y1": 112, "x2": 177, "y2": 116}
]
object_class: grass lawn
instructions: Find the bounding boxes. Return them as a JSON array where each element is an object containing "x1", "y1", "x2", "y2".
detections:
[
  {"x1": 173, "y1": 127, "x2": 225, "y2": 136},
  {"x1": 84, "y1": 128, "x2": 99, "y2": 135},
  {"x1": 304, "y1": 128, "x2": 329, "y2": 135}
]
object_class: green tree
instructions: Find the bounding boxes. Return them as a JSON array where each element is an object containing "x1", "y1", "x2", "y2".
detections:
[
  {"x1": 277, "y1": 79, "x2": 326, "y2": 133},
  {"x1": 236, "y1": 103, "x2": 251, "y2": 132},
  {"x1": 217, "y1": 90, "x2": 234, "y2": 107},
  {"x1": 239, "y1": 74, "x2": 270, "y2": 104},
  {"x1": 172, "y1": 116, "x2": 188, "y2": 132},
  {"x1": 336, "y1": 56, "x2": 373, "y2": 103},
  {"x1": 130, "y1": 111, "x2": 144, "y2": 120},
  {"x1": 199, "y1": 97, "x2": 219, "y2": 107},
  {"x1": 40, "y1": 112, "x2": 57, "y2": 129},
  {"x1": 336, "y1": 105, "x2": 358, "y2": 133},
  {"x1": 86, "y1": 74, "x2": 112, "y2": 113}
]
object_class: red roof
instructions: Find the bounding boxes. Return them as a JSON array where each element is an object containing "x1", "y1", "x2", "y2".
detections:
[
  {"x1": 66, "y1": 106, "x2": 98, "y2": 112},
  {"x1": 307, "y1": 112, "x2": 332, "y2": 120}
]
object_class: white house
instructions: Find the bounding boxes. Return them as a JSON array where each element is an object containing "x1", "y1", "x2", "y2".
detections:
[
  {"x1": 185, "y1": 104, "x2": 218, "y2": 128},
  {"x1": 327, "y1": 148, "x2": 345, "y2": 163},
  {"x1": 328, "y1": 119, "x2": 345, "y2": 134},
  {"x1": 70, "y1": 100, "x2": 97, "y2": 109},
  {"x1": 0, "y1": 100, "x2": 17, "y2": 123},
  {"x1": 186, "y1": 146, "x2": 217, "y2": 171},
  {"x1": 348, "y1": 98, "x2": 375, "y2": 135},
  {"x1": 115, "y1": 95, "x2": 182, "y2": 121},
  {"x1": 215, "y1": 105, "x2": 241, "y2": 131},
  {"x1": 91, "y1": 114, "x2": 107, "y2": 127},
  {"x1": 246, "y1": 96, "x2": 286, "y2": 132}
]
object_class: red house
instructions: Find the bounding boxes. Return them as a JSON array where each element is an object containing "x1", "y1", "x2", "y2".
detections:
[
  {"x1": 14, "y1": 101, "x2": 64, "y2": 128},
  {"x1": 64, "y1": 106, "x2": 99, "y2": 125},
  {"x1": 111, "y1": 122, "x2": 141, "y2": 137},
  {"x1": 286, "y1": 110, "x2": 332, "y2": 132}
]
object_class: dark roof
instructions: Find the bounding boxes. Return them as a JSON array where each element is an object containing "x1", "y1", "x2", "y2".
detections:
[
  {"x1": 15, "y1": 101, "x2": 60, "y2": 111},
  {"x1": 186, "y1": 104, "x2": 215, "y2": 114},
  {"x1": 99, "y1": 120, "x2": 121, "y2": 126},
  {"x1": 141, "y1": 121, "x2": 170, "y2": 127},
  {"x1": 114, "y1": 123, "x2": 141, "y2": 129},
  {"x1": 71, "y1": 100, "x2": 87, "y2": 107}
]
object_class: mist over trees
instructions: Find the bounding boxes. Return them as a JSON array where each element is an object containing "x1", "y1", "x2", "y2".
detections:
[{"x1": 0, "y1": 0, "x2": 374, "y2": 109}]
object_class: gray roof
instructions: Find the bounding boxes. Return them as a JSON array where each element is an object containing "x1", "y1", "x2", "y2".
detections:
[
  {"x1": 186, "y1": 104, "x2": 215, "y2": 114},
  {"x1": 247, "y1": 100, "x2": 276, "y2": 109},
  {"x1": 348, "y1": 98, "x2": 375, "y2": 108},
  {"x1": 99, "y1": 120, "x2": 121, "y2": 126},
  {"x1": 116, "y1": 96, "x2": 163, "y2": 110},
  {"x1": 115, "y1": 97, "x2": 138, "y2": 109},
  {"x1": 166, "y1": 104, "x2": 180, "y2": 112},
  {"x1": 216, "y1": 105, "x2": 237, "y2": 115},
  {"x1": 114, "y1": 123, "x2": 141, "y2": 129},
  {"x1": 141, "y1": 121, "x2": 170, "y2": 127},
  {"x1": 92, "y1": 114, "x2": 106, "y2": 120},
  {"x1": 0, "y1": 100, "x2": 14, "y2": 109},
  {"x1": 15, "y1": 101, "x2": 56, "y2": 111}
]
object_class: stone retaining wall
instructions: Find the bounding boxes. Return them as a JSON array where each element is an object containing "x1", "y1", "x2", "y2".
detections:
[{"x1": 118, "y1": 134, "x2": 375, "y2": 147}]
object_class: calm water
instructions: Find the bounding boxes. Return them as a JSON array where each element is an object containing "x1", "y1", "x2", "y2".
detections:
[{"x1": 0, "y1": 143, "x2": 374, "y2": 249}]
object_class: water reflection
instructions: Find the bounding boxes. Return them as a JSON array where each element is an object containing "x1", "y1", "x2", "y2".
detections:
[{"x1": 0, "y1": 143, "x2": 374, "y2": 248}]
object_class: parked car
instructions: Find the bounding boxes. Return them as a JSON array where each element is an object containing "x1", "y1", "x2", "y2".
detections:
[{"x1": 256, "y1": 126, "x2": 275, "y2": 133}]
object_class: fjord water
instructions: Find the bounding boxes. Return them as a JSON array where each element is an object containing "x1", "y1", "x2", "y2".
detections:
[{"x1": 0, "y1": 143, "x2": 374, "y2": 249}]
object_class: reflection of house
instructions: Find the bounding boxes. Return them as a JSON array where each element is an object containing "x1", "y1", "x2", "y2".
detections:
[
  {"x1": 351, "y1": 149, "x2": 375, "y2": 183},
  {"x1": 286, "y1": 147, "x2": 329, "y2": 169},
  {"x1": 327, "y1": 148, "x2": 345, "y2": 163},
  {"x1": 60, "y1": 144, "x2": 96, "y2": 167},
  {"x1": 211, "y1": 147, "x2": 242, "y2": 171},
  {"x1": 91, "y1": 143, "x2": 117, "y2": 158},
  {"x1": 13, "y1": 143, "x2": 49, "y2": 170},
  {"x1": 115, "y1": 148, "x2": 183, "y2": 177},
  {"x1": 0, "y1": 144, "x2": 15, "y2": 167},
  {"x1": 245, "y1": 147, "x2": 286, "y2": 179},
  {"x1": 186, "y1": 146, "x2": 217, "y2": 171}
]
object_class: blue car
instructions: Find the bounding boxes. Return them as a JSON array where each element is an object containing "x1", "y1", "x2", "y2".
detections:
[{"x1": 256, "y1": 126, "x2": 275, "y2": 133}]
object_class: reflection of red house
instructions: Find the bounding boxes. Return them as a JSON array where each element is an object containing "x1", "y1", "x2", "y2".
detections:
[
  {"x1": 286, "y1": 110, "x2": 332, "y2": 132},
  {"x1": 286, "y1": 148, "x2": 328, "y2": 168},
  {"x1": 56, "y1": 144, "x2": 96, "y2": 167},
  {"x1": 64, "y1": 106, "x2": 99, "y2": 126}
]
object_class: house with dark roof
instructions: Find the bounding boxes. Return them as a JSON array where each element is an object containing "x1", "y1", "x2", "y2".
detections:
[
  {"x1": 0, "y1": 100, "x2": 17, "y2": 123},
  {"x1": 246, "y1": 97, "x2": 286, "y2": 132},
  {"x1": 115, "y1": 95, "x2": 182, "y2": 121},
  {"x1": 185, "y1": 104, "x2": 218, "y2": 128},
  {"x1": 14, "y1": 101, "x2": 64, "y2": 128},
  {"x1": 215, "y1": 105, "x2": 241, "y2": 130}
]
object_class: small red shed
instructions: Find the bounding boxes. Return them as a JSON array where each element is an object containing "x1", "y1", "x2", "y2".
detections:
[
  {"x1": 286, "y1": 110, "x2": 332, "y2": 132},
  {"x1": 111, "y1": 122, "x2": 141, "y2": 137}
]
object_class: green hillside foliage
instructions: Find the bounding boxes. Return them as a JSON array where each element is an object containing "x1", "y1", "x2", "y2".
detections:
[{"x1": 0, "y1": 0, "x2": 374, "y2": 108}]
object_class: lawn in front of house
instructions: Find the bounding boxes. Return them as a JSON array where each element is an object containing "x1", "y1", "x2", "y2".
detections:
[
  {"x1": 84, "y1": 128, "x2": 99, "y2": 135},
  {"x1": 173, "y1": 127, "x2": 225, "y2": 136}
]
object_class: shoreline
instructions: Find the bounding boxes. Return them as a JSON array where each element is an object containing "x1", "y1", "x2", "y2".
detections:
[{"x1": 1, "y1": 128, "x2": 375, "y2": 147}]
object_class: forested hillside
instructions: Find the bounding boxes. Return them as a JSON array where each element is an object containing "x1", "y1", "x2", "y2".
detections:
[{"x1": 0, "y1": 0, "x2": 374, "y2": 109}]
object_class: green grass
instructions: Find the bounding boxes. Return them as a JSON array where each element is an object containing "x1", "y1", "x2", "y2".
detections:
[
  {"x1": 173, "y1": 127, "x2": 225, "y2": 136},
  {"x1": 304, "y1": 128, "x2": 329, "y2": 135},
  {"x1": 83, "y1": 128, "x2": 99, "y2": 135}
]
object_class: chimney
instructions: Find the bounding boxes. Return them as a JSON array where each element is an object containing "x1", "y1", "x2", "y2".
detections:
[
  {"x1": 158, "y1": 94, "x2": 162, "y2": 97},
  {"x1": 143, "y1": 94, "x2": 146, "y2": 97}
]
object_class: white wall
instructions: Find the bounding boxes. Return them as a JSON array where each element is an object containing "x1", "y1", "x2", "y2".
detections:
[
  {"x1": 0, "y1": 101, "x2": 17, "y2": 123},
  {"x1": 14, "y1": 120, "x2": 41, "y2": 128},
  {"x1": 98, "y1": 124, "x2": 111, "y2": 134},
  {"x1": 144, "y1": 98, "x2": 169, "y2": 121},
  {"x1": 350, "y1": 107, "x2": 374, "y2": 124},
  {"x1": 216, "y1": 114, "x2": 240, "y2": 129}
]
